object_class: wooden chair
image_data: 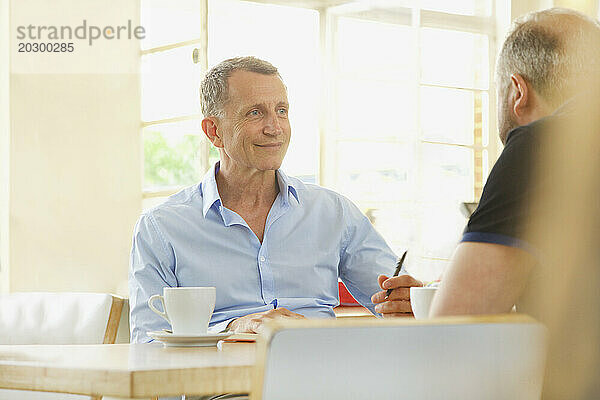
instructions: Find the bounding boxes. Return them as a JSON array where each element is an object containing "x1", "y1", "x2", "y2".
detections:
[
  {"x1": 0, "y1": 292, "x2": 125, "y2": 400},
  {"x1": 252, "y1": 314, "x2": 547, "y2": 400}
]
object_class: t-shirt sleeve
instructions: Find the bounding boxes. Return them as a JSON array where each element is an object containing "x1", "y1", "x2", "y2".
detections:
[{"x1": 462, "y1": 126, "x2": 538, "y2": 252}]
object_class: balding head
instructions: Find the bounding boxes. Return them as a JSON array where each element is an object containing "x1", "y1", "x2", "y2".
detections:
[
  {"x1": 495, "y1": 8, "x2": 600, "y2": 143},
  {"x1": 497, "y1": 8, "x2": 600, "y2": 109}
]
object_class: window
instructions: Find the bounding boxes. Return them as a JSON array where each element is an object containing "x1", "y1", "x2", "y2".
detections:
[
  {"x1": 325, "y1": 3, "x2": 495, "y2": 279},
  {"x1": 140, "y1": 0, "x2": 320, "y2": 198},
  {"x1": 140, "y1": 0, "x2": 208, "y2": 198},
  {"x1": 140, "y1": 0, "x2": 497, "y2": 281},
  {"x1": 207, "y1": 0, "x2": 320, "y2": 183}
]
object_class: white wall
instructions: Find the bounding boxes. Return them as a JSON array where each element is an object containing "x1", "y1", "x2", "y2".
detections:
[
  {"x1": 1, "y1": 0, "x2": 10, "y2": 294},
  {"x1": 511, "y1": 0, "x2": 554, "y2": 19},
  {"x1": 554, "y1": 0, "x2": 599, "y2": 16},
  {"x1": 508, "y1": 0, "x2": 599, "y2": 21},
  {"x1": 4, "y1": 0, "x2": 142, "y2": 294}
]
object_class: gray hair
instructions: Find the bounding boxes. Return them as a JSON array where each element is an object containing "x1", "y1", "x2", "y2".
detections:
[
  {"x1": 496, "y1": 8, "x2": 600, "y2": 108},
  {"x1": 200, "y1": 56, "x2": 281, "y2": 118}
]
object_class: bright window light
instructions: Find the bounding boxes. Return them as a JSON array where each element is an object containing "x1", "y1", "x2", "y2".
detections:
[
  {"x1": 420, "y1": 0, "x2": 492, "y2": 16},
  {"x1": 141, "y1": 45, "x2": 202, "y2": 121},
  {"x1": 420, "y1": 28, "x2": 489, "y2": 90},
  {"x1": 139, "y1": 0, "x2": 496, "y2": 281},
  {"x1": 208, "y1": 0, "x2": 320, "y2": 182},
  {"x1": 140, "y1": 0, "x2": 202, "y2": 49}
]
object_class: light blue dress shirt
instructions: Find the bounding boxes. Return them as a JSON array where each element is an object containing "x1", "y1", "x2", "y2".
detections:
[{"x1": 129, "y1": 163, "x2": 398, "y2": 343}]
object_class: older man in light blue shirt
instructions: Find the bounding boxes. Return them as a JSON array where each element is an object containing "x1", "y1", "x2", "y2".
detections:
[{"x1": 130, "y1": 56, "x2": 417, "y2": 343}]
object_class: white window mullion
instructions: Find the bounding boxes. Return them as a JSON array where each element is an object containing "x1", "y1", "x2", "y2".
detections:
[{"x1": 198, "y1": 0, "x2": 210, "y2": 175}]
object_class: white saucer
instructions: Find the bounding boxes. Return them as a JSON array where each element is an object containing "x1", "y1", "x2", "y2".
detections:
[{"x1": 148, "y1": 330, "x2": 233, "y2": 347}]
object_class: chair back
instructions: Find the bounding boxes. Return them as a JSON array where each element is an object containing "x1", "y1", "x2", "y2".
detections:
[
  {"x1": 0, "y1": 292, "x2": 125, "y2": 400},
  {"x1": 0, "y1": 292, "x2": 124, "y2": 345},
  {"x1": 252, "y1": 315, "x2": 547, "y2": 400}
]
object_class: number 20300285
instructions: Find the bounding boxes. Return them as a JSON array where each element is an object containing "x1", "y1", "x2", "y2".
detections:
[{"x1": 18, "y1": 42, "x2": 74, "y2": 52}]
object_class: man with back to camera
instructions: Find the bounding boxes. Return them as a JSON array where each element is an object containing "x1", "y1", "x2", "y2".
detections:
[
  {"x1": 414, "y1": 8, "x2": 600, "y2": 317},
  {"x1": 371, "y1": 8, "x2": 600, "y2": 318},
  {"x1": 129, "y1": 56, "x2": 423, "y2": 342}
]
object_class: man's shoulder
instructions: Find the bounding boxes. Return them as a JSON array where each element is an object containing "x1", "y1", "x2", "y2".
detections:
[
  {"x1": 465, "y1": 118, "x2": 554, "y2": 243},
  {"x1": 293, "y1": 179, "x2": 355, "y2": 207},
  {"x1": 290, "y1": 179, "x2": 371, "y2": 226},
  {"x1": 141, "y1": 183, "x2": 203, "y2": 222}
]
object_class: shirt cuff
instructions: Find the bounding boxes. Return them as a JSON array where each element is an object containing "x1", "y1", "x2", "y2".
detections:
[{"x1": 208, "y1": 318, "x2": 236, "y2": 334}]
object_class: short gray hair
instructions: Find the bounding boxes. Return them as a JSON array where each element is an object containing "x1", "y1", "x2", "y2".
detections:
[
  {"x1": 496, "y1": 8, "x2": 600, "y2": 108},
  {"x1": 200, "y1": 56, "x2": 280, "y2": 118}
]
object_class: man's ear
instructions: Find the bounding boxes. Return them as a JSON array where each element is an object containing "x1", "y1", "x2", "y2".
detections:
[
  {"x1": 510, "y1": 73, "x2": 530, "y2": 124},
  {"x1": 201, "y1": 118, "x2": 224, "y2": 148}
]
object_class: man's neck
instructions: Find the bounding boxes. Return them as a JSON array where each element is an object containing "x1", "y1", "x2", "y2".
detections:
[
  {"x1": 520, "y1": 93, "x2": 555, "y2": 126},
  {"x1": 215, "y1": 162, "x2": 280, "y2": 210}
]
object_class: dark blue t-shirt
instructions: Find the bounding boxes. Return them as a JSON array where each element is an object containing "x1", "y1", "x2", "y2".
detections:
[{"x1": 462, "y1": 116, "x2": 553, "y2": 253}]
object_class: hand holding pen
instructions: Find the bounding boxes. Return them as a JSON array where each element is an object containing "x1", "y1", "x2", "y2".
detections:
[
  {"x1": 386, "y1": 250, "x2": 408, "y2": 299},
  {"x1": 371, "y1": 250, "x2": 424, "y2": 317}
]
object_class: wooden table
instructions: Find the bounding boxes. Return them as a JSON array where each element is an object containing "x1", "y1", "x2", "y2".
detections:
[{"x1": 0, "y1": 342, "x2": 256, "y2": 399}]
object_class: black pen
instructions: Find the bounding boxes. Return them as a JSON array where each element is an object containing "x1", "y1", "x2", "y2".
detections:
[{"x1": 385, "y1": 250, "x2": 407, "y2": 299}]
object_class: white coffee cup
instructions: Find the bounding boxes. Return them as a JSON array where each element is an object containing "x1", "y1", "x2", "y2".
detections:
[
  {"x1": 410, "y1": 287, "x2": 438, "y2": 320},
  {"x1": 148, "y1": 287, "x2": 216, "y2": 335}
]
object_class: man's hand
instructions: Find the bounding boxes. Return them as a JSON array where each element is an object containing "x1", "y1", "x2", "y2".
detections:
[
  {"x1": 371, "y1": 274, "x2": 423, "y2": 317},
  {"x1": 227, "y1": 308, "x2": 305, "y2": 333}
]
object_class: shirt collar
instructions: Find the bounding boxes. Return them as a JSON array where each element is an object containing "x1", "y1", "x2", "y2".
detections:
[
  {"x1": 200, "y1": 162, "x2": 222, "y2": 217},
  {"x1": 199, "y1": 162, "x2": 301, "y2": 217},
  {"x1": 275, "y1": 169, "x2": 300, "y2": 206}
]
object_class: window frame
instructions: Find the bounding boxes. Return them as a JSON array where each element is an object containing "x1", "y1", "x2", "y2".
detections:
[
  {"x1": 141, "y1": 0, "x2": 209, "y2": 198},
  {"x1": 140, "y1": 0, "x2": 501, "y2": 203}
]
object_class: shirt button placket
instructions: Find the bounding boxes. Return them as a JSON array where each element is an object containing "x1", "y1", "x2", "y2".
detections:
[{"x1": 258, "y1": 250, "x2": 274, "y2": 305}]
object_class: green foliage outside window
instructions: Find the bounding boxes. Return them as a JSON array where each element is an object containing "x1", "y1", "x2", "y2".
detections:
[{"x1": 144, "y1": 130, "x2": 202, "y2": 187}]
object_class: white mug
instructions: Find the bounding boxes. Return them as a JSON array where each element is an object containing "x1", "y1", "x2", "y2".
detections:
[
  {"x1": 148, "y1": 287, "x2": 216, "y2": 335},
  {"x1": 410, "y1": 287, "x2": 438, "y2": 320}
]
